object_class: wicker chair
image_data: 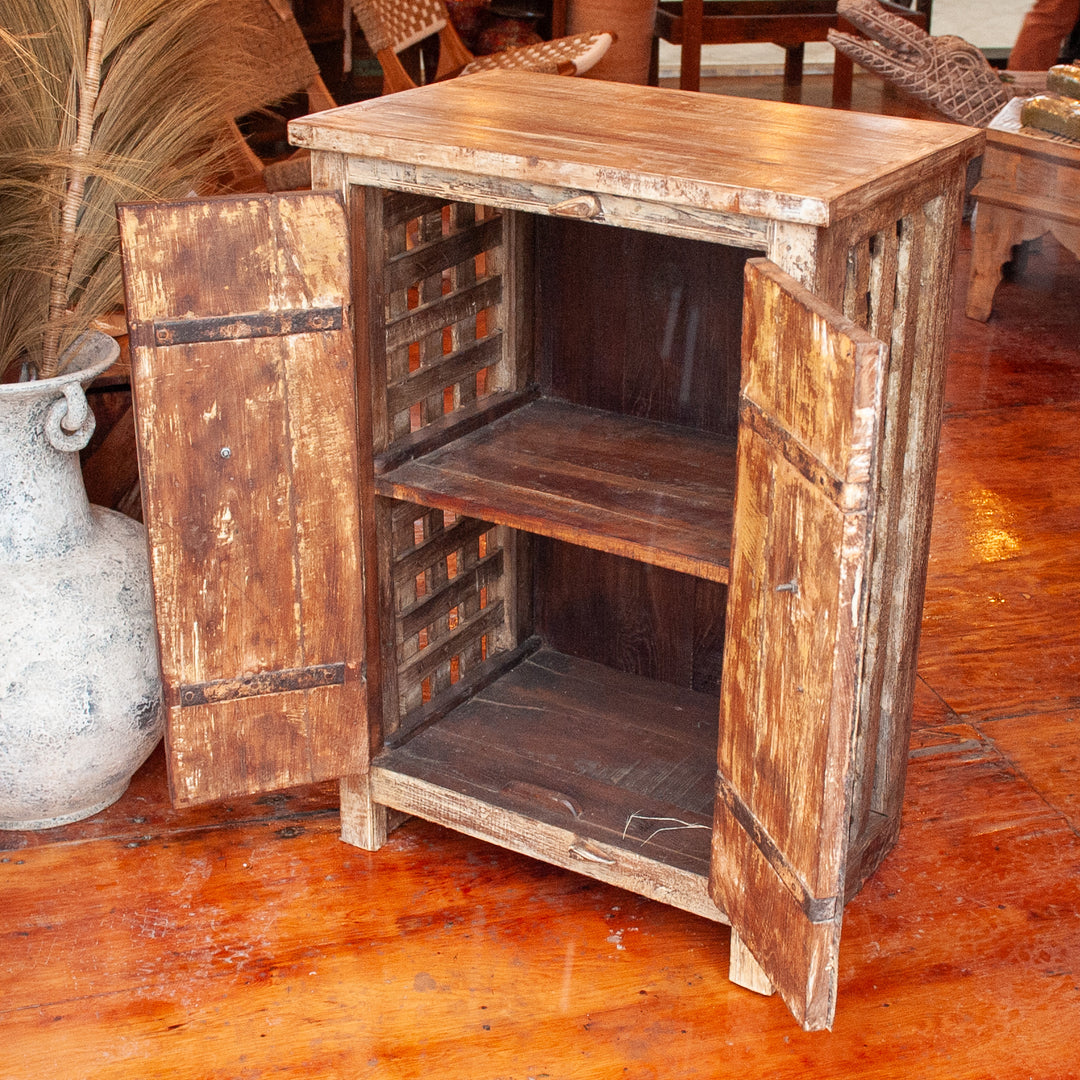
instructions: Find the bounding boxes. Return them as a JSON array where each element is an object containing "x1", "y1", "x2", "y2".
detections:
[
  {"x1": 351, "y1": 0, "x2": 613, "y2": 95},
  {"x1": 828, "y1": 0, "x2": 1012, "y2": 126},
  {"x1": 222, "y1": 0, "x2": 338, "y2": 191}
]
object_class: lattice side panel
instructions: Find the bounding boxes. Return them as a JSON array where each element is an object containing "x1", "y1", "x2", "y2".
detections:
[
  {"x1": 842, "y1": 194, "x2": 954, "y2": 869},
  {"x1": 387, "y1": 500, "x2": 513, "y2": 728},
  {"x1": 840, "y1": 213, "x2": 910, "y2": 854},
  {"x1": 379, "y1": 193, "x2": 509, "y2": 449}
]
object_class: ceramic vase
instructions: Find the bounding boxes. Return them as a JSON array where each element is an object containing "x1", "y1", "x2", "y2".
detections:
[{"x1": 0, "y1": 332, "x2": 163, "y2": 829}]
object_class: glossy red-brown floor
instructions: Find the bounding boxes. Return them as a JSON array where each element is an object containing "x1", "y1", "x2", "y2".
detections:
[{"x1": 3, "y1": 83, "x2": 1079, "y2": 1080}]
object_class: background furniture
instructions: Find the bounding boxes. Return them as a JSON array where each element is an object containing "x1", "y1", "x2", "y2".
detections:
[
  {"x1": 122, "y1": 72, "x2": 978, "y2": 1031},
  {"x1": 827, "y1": 1, "x2": 1079, "y2": 321},
  {"x1": 652, "y1": 0, "x2": 930, "y2": 104},
  {"x1": 565, "y1": 0, "x2": 660, "y2": 83},
  {"x1": 966, "y1": 96, "x2": 1080, "y2": 320},
  {"x1": 828, "y1": 0, "x2": 1010, "y2": 126},
  {"x1": 349, "y1": 0, "x2": 611, "y2": 93},
  {"x1": 221, "y1": 0, "x2": 338, "y2": 191},
  {"x1": 291, "y1": 0, "x2": 348, "y2": 93}
]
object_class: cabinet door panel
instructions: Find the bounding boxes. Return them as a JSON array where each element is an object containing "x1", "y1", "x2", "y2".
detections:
[
  {"x1": 120, "y1": 193, "x2": 367, "y2": 806},
  {"x1": 711, "y1": 258, "x2": 886, "y2": 1031}
]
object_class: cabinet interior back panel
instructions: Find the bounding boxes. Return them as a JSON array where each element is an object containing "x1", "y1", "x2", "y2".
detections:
[{"x1": 536, "y1": 216, "x2": 755, "y2": 437}]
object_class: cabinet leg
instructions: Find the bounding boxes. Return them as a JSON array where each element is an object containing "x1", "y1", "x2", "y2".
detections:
[
  {"x1": 339, "y1": 774, "x2": 389, "y2": 850},
  {"x1": 728, "y1": 930, "x2": 774, "y2": 997}
]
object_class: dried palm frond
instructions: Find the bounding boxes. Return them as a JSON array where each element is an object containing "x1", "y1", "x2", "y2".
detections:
[{"x1": 0, "y1": 0, "x2": 302, "y2": 379}]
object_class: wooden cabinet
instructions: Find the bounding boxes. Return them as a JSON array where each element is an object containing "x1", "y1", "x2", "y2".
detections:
[{"x1": 121, "y1": 72, "x2": 981, "y2": 1030}]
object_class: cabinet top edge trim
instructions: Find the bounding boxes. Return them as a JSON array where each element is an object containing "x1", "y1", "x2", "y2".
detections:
[
  {"x1": 290, "y1": 71, "x2": 983, "y2": 228},
  {"x1": 341, "y1": 158, "x2": 773, "y2": 245}
]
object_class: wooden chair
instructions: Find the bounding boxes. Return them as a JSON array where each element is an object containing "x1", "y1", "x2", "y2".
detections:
[
  {"x1": 652, "y1": 0, "x2": 929, "y2": 105},
  {"x1": 350, "y1": 0, "x2": 613, "y2": 95}
]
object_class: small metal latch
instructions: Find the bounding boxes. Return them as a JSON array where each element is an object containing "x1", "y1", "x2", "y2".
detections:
[{"x1": 775, "y1": 578, "x2": 799, "y2": 596}]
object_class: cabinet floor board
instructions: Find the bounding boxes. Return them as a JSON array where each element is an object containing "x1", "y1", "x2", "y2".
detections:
[
  {"x1": 4, "y1": 75, "x2": 1079, "y2": 1077},
  {"x1": 375, "y1": 647, "x2": 719, "y2": 875}
]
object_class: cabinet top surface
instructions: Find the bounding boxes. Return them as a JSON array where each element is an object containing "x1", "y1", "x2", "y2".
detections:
[{"x1": 290, "y1": 71, "x2": 982, "y2": 226}]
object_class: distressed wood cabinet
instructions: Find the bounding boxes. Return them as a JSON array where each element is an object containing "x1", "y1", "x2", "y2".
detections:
[{"x1": 120, "y1": 73, "x2": 981, "y2": 1030}]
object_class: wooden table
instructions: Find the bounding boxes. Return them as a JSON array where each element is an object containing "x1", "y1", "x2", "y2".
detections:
[
  {"x1": 651, "y1": 0, "x2": 930, "y2": 103},
  {"x1": 121, "y1": 72, "x2": 980, "y2": 1033},
  {"x1": 966, "y1": 96, "x2": 1080, "y2": 321}
]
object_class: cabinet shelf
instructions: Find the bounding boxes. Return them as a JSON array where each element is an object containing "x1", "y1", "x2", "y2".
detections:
[
  {"x1": 371, "y1": 646, "x2": 725, "y2": 920},
  {"x1": 374, "y1": 398, "x2": 737, "y2": 583}
]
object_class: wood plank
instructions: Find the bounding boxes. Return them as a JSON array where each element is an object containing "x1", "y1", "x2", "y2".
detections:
[
  {"x1": 376, "y1": 398, "x2": 737, "y2": 582},
  {"x1": 386, "y1": 335, "x2": 502, "y2": 416},
  {"x1": 345, "y1": 157, "x2": 774, "y2": 247},
  {"x1": 741, "y1": 262, "x2": 882, "y2": 490},
  {"x1": 395, "y1": 600, "x2": 506, "y2": 689},
  {"x1": 384, "y1": 214, "x2": 502, "y2": 293},
  {"x1": 370, "y1": 768, "x2": 725, "y2": 923},
  {"x1": 398, "y1": 548, "x2": 504, "y2": 640},
  {"x1": 385, "y1": 276, "x2": 502, "y2": 353}
]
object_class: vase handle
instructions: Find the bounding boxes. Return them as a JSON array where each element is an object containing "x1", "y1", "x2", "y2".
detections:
[{"x1": 45, "y1": 382, "x2": 97, "y2": 453}]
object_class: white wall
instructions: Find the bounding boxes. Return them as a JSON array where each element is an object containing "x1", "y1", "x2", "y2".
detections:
[{"x1": 657, "y1": 0, "x2": 1030, "y2": 77}]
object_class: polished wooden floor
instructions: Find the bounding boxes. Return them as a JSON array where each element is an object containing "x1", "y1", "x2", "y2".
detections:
[{"x1": 4, "y1": 75, "x2": 1080, "y2": 1079}]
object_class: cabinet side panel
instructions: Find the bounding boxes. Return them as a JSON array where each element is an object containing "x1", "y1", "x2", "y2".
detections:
[
  {"x1": 364, "y1": 192, "x2": 532, "y2": 739},
  {"x1": 376, "y1": 197, "x2": 529, "y2": 447},
  {"x1": 840, "y1": 177, "x2": 967, "y2": 894}
]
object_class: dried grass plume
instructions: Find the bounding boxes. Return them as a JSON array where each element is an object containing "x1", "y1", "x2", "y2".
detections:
[{"x1": 0, "y1": 0, "x2": 293, "y2": 379}]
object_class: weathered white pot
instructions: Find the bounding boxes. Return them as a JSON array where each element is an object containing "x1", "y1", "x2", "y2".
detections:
[{"x1": 0, "y1": 332, "x2": 163, "y2": 829}]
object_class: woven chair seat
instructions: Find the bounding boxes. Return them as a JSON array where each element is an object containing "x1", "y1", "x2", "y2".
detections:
[
  {"x1": 351, "y1": 0, "x2": 613, "y2": 94},
  {"x1": 219, "y1": 0, "x2": 338, "y2": 192},
  {"x1": 461, "y1": 31, "x2": 613, "y2": 77}
]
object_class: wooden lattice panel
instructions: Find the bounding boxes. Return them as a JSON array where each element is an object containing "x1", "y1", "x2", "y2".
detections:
[
  {"x1": 836, "y1": 186, "x2": 961, "y2": 898},
  {"x1": 385, "y1": 500, "x2": 514, "y2": 728},
  {"x1": 380, "y1": 194, "x2": 509, "y2": 446}
]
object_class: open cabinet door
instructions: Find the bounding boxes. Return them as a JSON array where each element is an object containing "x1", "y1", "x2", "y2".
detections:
[
  {"x1": 120, "y1": 193, "x2": 367, "y2": 806},
  {"x1": 711, "y1": 259, "x2": 887, "y2": 1031}
]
